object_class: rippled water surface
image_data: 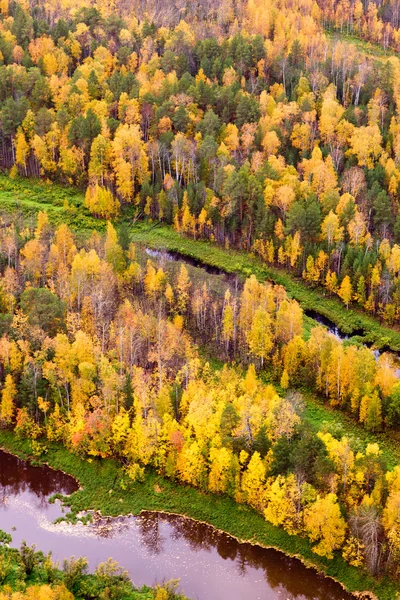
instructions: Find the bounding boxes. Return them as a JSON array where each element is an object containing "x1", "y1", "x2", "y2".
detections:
[{"x1": 0, "y1": 449, "x2": 354, "y2": 599}]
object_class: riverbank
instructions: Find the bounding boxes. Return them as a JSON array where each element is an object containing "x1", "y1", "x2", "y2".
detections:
[
  {"x1": 0, "y1": 543, "x2": 179, "y2": 599},
  {"x1": 0, "y1": 430, "x2": 397, "y2": 600},
  {"x1": 1, "y1": 174, "x2": 400, "y2": 352},
  {"x1": 129, "y1": 222, "x2": 400, "y2": 351}
]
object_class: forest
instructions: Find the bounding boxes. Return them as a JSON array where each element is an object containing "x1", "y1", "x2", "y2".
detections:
[
  {"x1": 2, "y1": 0, "x2": 400, "y2": 597},
  {"x1": 4, "y1": 0, "x2": 400, "y2": 323},
  {"x1": 0, "y1": 214, "x2": 399, "y2": 585}
]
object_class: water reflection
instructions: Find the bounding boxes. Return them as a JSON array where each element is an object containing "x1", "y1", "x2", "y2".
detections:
[
  {"x1": 0, "y1": 450, "x2": 78, "y2": 499},
  {"x1": 0, "y1": 449, "x2": 355, "y2": 600},
  {"x1": 137, "y1": 513, "x2": 353, "y2": 600}
]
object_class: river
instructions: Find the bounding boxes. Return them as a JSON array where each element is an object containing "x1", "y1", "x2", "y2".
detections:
[
  {"x1": 143, "y1": 247, "x2": 400, "y2": 377},
  {"x1": 0, "y1": 449, "x2": 355, "y2": 600}
]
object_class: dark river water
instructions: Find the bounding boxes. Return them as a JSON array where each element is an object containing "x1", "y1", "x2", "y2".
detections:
[{"x1": 0, "y1": 449, "x2": 355, "y2": 600}]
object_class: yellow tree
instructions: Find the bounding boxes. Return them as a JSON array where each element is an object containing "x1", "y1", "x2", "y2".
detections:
[
  {"x1": 15, "y1": 129, "x2": 29, "y2": 176},
  {"x1": 208, "y1": 446, "x2": 235, "y2": 494},
  {"x1": 112, "y1": 124, "x2": 148, "y2": 201},
  {"x1": 375, "y1": 354, "x2": 397, "y2": 398},
  {"x1": 264, "y1": 473, "x2": 301, "y2": 534},
  {"x1": 0, "y1": 374, "x2": 16, "y2": 423},
  {"x1": 338, "y1": 275, "x2": 352, "y2": 308},
  {"x1": 104, "y1": 222, "x2": 125, "y2": 273},
  {"x1": 175, "y1": 264, "x2": 191, "y2": 316},
  {"x1": 304, "y1": 493, "x2": 346, "y2": 558},
  {"x1": 85, "y1": 185, "x2": 120, "y2": 219},
  {"x1": 222, "y1": 289, "x2": 235, "y2": 353},
  {"x1": 382, "y1": 466, "x2": 400, "y2": 570},
  {"x1": 88, "y1": 134, "x2": 111, "y2": 185},
  {"x1": 348, "y1": 211, "x2": 367, "y2": 246},
  {"x1": 319, "y1": 84, "x2": 345, "y2": 149},
  {"x1": 240, "y1": 451, "x2": 266, "y2": 511},
  {"x1": 275, "y1": 299, "x2": 303, "y2": 343},
  {"x1": 325, "y1": 269, "x2": 338, "y2": 294},
  {"x1": 176, "y1": 440, "x2": 206, "y2": 488},
  {"x1": 347, "y1": 124, "x2": 382, "y2": 168},
  {"x1": 359, "y1": 390, "x2": 382, "y2": 431},
  {"x1": 321, "y1": 211, "x2": 343, "y2": 249},
  {"x1": 247, "y1": 307, "x2": 273, "y2": 366},
  {"x1": 20, "y1": 238, "x2": 46, "y2": 285}
]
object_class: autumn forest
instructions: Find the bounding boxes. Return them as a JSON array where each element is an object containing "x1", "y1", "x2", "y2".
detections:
[{"x1": 2, "y1": 0, "x2": 400, "y2": 597}]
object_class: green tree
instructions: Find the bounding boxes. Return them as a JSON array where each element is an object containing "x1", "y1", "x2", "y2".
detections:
[{"x1": 20, "y1": 288, "x2": 66, "y2": 336}]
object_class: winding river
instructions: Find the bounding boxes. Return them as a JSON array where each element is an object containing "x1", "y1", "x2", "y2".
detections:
[
  {"x1": 0, "y1": 448, "x2": 355, "y2": 600},
  {"x1": 144, "y1": 247, "x2": 400, "y2": 377}
]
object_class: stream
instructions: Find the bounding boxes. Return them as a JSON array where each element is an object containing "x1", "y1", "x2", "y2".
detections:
[
  {"x1": 0, "y1": 448, "x2": 354, "y2": 600},
  {"x1": 144, "y1": 248, "x2": 355, "y2": 341},
  {"x1": 143, "y1": 247, "x2": 400, "y2": 375}
]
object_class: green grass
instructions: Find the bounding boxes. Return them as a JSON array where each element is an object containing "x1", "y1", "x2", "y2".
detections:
[
  {"x1": 301, "y1": 388, "x2": 400, "y2": 468},
  {"x1": 325, "y1": 28, "x2": 397, "y2": 59},
  {"x1": 2, "y1": 175, "x2": 400, "y2": 351},
  {"x1": 0, "y1": 431, "x2": 398, "y2": 600},
  {"x1": 129, "y1": 222, "x2": 400, "y2": 351},
  {"x1": 0, "y1": 175, "x2": 104, "y2": 234}
]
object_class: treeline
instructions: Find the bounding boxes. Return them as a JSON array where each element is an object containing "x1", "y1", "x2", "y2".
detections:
[
  {"x1": 0, "y1": 215, "x2": 400, "y2": 575},
  {"x1": 0, "y1": 530, "x2": 185, "y2": 599}
]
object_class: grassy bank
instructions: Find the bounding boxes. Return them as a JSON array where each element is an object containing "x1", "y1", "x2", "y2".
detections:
[
  {"x1": 0, "y1": 174, "x2": 102, "y2": 235},
  {"x1": 129, "y1": 222, "x2": 400, "y2": 351},
  {"x1": 0, "y1": 430, "x2": 397, "y2": 600},
  {"x1": 208, "y1": 353, "x2": 400, "y2": 470},
  {"x1": 301, "y1": 387, "x2": 400, "y2": 468},
  {"x1": 1, "y1": 174, "x2": 400, "y2": 351},
  {"x1": 0, "y1": 544, "x2": 157, "y2": 599}
]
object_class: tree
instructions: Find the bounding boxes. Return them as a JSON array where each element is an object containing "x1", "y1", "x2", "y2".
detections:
[
  {"x1": 347, "y1": 124, "x2": 382, "y2": 168},
  {"x1": 264, "y1": 474, "x2": 301, "y2": 534},
  {"x1": 20, "y1": 239, "x2": 46, "y2": 285},
  {"x1": 247, "y1": 307, "x2": 273, "y2": 365},
  {"x1": 85, "y1": 185, "x2": 120, "y2": 219},
  {"x1": 63, "y1": 556, "x2": 89, "y2": 592},
  {"x1": 15, "y1": 129, "x2": 29, "y2": 175},
  {"x1": 222, "y1": 289, "x2": 235, "y2": 353},
  {"x1": 304, "y1": 493, "x2": 346, "y2": 558},
  {"x1": 383, "y1": 466, "x2": 400, "y2": 570},
  {"x1": 350, "y1": 504, "x2": 382, "y2": 574},
  {"x1": 240, "y1": 451, "x2": 266, "y2": 511},
  {"x1": 175, "y1": 264, "x2": 191, "y2": 315},
  {"x1": 88, "y1": 134, "x2": 111, "y2": 185},
  {"x1": 321, "y1": 211, "x2": 343, "y2": 249},
  {"x1": 104, "y1": 222, "x2": 125, "y2": 273},
  {"x1": 0, "y1": 374, "x2": 16, "y2": 423},
  {"x1": 20, "y1": 288, "x2": 65, "y2": 336},
  {"x1": 208, "y1": 446, "x2": 234, "y2": 494},
  {"x1": 359, "y1": 391, "x2": 382, "y2": 431},
  {"x1": 236, "y1": 95, "x2": 261, "y2": 127},
  {"x1": 176, "y1": 441, "x2": 206, "y2": 488},
  {"x1": 112, "y1": 124, "x2": 148, "y2": 200},
  {"x1": 338, "y1": 275, "x2": 352, "y2": 309},
  {"x1": 275, "y1": 300, "x2": 303, "y2": 343},
  {"x1": 68, "y1": 109, "x2": 101, "y2": 162}
]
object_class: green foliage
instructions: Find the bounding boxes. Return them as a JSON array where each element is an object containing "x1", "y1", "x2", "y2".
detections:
[
  {"x1": 0, "y1": 431, "x2": 398, "y2": 599},
  {"x1": 21, "y1": 288, "x2": 66, "y2": 336},
  {"x1": 0, "y1": 530, "x2": 12, "y2": 546},
  {"x1": 0, "y1": 541, "x2": 181, "y2": 599},
  {"x1": 129, "y1": 223, "x2": 400, "y2": 351}
]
